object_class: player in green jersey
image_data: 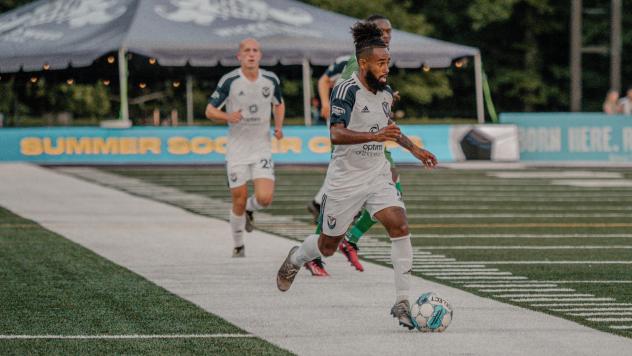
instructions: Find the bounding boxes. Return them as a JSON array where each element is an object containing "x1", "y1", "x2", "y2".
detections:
[{"x1": 305, "y1": 14, "x2": 402, "y2": 276}]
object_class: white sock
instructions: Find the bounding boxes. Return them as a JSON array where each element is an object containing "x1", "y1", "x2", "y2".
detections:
[
  {"x1": 391, "y1": 234, "x2": 412, "y2": 303},
  {"x1": 290, "y1": 234, "x2": 322, "y2": 266},
  {"x1": 246, "y1": 195, "x2": 264, "y2": 211},
  {"x1": 229, "y1": 211, "x2": 245, "y2": 248},
  {"x1": 313, "y1": 184, "x2": 326, "y2": 205}
]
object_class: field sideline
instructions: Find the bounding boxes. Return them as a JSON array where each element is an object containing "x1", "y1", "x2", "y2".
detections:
[{"x1": 1, "y1": 163, "x2": 631, "y2": 355}]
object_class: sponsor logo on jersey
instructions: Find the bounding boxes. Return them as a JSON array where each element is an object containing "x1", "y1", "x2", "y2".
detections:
[
  {"x1": 382, "y1": 101, "x2": 390, "y2": 118},
  {"x1": 369, "y1": 124, "x2": 379, "y2": 133},
  {"x1": 262, "y1": 87, "x2": 271, "y2": 98},
  {"x1": 249, "y1": 104, "x2": 258, "y2": 114},
  {"x1": 361, "y1": 105, "x2": 370, "y2": 113},
  {"x1": 327, "y1": 215, "x2": 337, "y2": 229},
  {"x1": 331, "y1": 106, "x2": 345, "y2": 116}
]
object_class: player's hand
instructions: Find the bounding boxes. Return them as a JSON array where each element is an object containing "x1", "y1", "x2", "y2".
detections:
[
  {"x1": 226, "y1": 110, "x2": 242, "y2": 123},
  {"x1": 374, "y1": 123, "x2": 401, "y2": 142},
  {"x1": 320, "y1": 103, "x2": 330, "y2": 119},
  {"x1": 414, "y1": 148, "x2": 438, "y2": 169},
  {"x1": 392, "y1": 91, "x2": 401, "y2": 106},
  {"x1": 274, "y1": 128, "x2": 283, "y2": 140}
]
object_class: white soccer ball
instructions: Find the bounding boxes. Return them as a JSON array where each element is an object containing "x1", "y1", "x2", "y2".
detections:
[{"x1": 410, "y1": 292, "x2": 453, "y2": 332}]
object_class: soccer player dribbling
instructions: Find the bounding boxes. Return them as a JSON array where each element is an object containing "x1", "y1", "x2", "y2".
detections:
[
  {"x1": 205, "y1": 38, "x2": 285, "y2": 257},
  {"x1": 276, "y1": 21, "x2": 437, "y2": 330}
]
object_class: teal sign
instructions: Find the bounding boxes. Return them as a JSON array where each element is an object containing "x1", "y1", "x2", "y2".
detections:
[
  {"x1": 0, "y1": 126, "x2": 454, "y2": 164},
  {"x1": 500, "y1": 113, "x2": 632, "y2": 162}
]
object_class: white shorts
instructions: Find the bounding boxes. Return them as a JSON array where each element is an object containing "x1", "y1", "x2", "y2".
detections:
[
  {"x1": 226, "y1": 157, "x2": 275, "y2": 188},
  {"x1": 320, "y1": 178, "x2": 405, "y2": 236}
]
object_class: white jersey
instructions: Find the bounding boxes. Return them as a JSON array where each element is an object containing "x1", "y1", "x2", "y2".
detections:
[
  {"x1": 325, "y1": 72, "x2": 394, "y2": 195},
  {"x1": 209, "y1": 68, "x2": 283, "y2": 164}
]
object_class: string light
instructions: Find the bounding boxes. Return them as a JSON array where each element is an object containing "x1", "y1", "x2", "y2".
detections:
[
  {"x1": 454, "y1": 58, "x2": 467, "y2": 69},
  {"x1": 66, "y1": 78, "x2": 74, "y2": 85},
  {"x1": 422, "y1": 64, "x2": 431, "y2": 72},
  {"x1": 139, "y1": 82, "x2": 147, "y2": 89},
  {"x1": 102, "y1": 79, "x2": 111, "y2": 86},
  {"x1": 148, "y1": 58, "x2": 157, "y2": 65},
  {"x1": 107, "y1": 56, "x2": 116, "y2": 64},
  {"x1": 42, "y1": 63, "x2": 50, "y2": 70},
  {"x1": 30, "y1": 76, "x2": 38, "y2": 83},
  {"x1": 172, "y1": 80, "x2": 181, "y2": 88}
]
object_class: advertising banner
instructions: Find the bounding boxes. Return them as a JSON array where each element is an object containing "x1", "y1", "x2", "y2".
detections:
[{"x1": 0, "y1": 125, "x2": 518, "y2": 164}]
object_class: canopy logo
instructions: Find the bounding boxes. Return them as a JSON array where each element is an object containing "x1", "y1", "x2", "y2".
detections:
[
  {"x1": 0, "y1": 0, "x2": 127, "y2": 43},
  {"x1": 155, "y1": 0, "x2": 318, "y2": 38}
]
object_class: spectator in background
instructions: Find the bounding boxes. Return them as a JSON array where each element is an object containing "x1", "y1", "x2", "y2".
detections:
[
  {"x1": 311, "y1": 97, "x2": 324, "y2": 125},
  {"x1": 618, "y1": 87, "x2": 632, "y2": 115},
  {"x1": 603, "y1": 89, "x2": 621, "y2": 115}
]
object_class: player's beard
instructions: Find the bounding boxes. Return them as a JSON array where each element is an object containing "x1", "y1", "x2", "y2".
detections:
[{"x1": 365, "y1": 70, "x2": 387, "y2": 91}]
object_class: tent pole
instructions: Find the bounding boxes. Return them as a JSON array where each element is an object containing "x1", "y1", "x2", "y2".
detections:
[
  {"x1": 474, "y1": 53, "x2": 485, "y2": 124},
  {"x1": 118, "y1": 48, "x2": 129, "y2": 121},
  {"x1": 302, "y1": 58, "x2": 312, "y2": 126},
  {"x1": 186, "y1": 74, "x2": 194, "y2": 125}
]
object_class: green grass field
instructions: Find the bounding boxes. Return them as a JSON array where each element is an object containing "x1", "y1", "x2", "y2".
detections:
[
  {"x1": 90, "y1": 165, "x2": 632, "y2": 339},
  {"x1": 0, "y1": 207, "x2": 292, "y2": 355}
]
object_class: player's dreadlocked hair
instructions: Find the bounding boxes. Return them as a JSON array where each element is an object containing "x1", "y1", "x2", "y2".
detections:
[{"x1": 351, "y1": 21, "x2": 386, "y2": 59}]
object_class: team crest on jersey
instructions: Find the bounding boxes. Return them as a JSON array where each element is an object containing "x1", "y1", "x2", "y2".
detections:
[
  {"x1": 262, "y1": 87, "x2": 271, "y2": 98},
  {"x1": 382, "y1": 102, "x2": 390, "y2": 118},
  {"x1": 230, "y1": 173, "x2": 238, "y2": 182},
  {"x1": 249, "y1": 104, "x2": 258, "y2": 114},
  {"x1": 369, "y1": 124, "x2": 379, "y2": 133},
  {"x1": 327, "y1": 215, "x2": 337, "y2": 229}
]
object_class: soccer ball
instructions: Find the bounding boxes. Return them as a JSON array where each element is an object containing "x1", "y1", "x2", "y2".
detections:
[{"x1": 410, "y1": 292, "x2": 453, "y2": 332}]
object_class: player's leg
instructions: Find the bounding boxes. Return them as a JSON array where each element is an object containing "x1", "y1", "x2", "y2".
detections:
[
  {"x1": 277, "y1": 192, "x2": 362, "y2": 291},
  {"x1": 367, "y1": 179, "x2": 415, "y2": 330},
  {"x1": 307, "y1": 183, "x2": 327, "y2": 224},
  {"x1": 245, "y1": 157, "x2": 275, "y2": 232},
  {"x1": 228, "y1": 185, "x2": 248, "y2": 257},
  {"x1": 305, "y1": 197, "x2": 330, "y2": 277}
]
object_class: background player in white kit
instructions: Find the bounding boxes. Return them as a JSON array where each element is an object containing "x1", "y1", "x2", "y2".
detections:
[
  {"x1": 205, "y1": 38, "x2": 285, "y2": 257},
  {"x1": 276, "y1": 22, "x2": 437, "y2": 330}
]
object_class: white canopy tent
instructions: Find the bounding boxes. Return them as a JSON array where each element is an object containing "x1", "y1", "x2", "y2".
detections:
[{"x1": 0, "y1": 0, "x2": 483, "y2": 123}]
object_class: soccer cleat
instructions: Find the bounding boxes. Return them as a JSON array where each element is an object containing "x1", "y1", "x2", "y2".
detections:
[
  {"x1": 390, "y1": 299, "x2": 417, "y2": 330},
  {"x1": 339, "y1": 239, "x2": 364, "y2": 272},
  {"x1": 245, "y1": 210, "x2": 254, "y2": 232},
  {"x1": 277, "y1": 246, "x2": 301, "y2": 292},
  {"x1": 232, "y1": 245, "x2": 245, "y2": 257},
  {"x1": 307, "y1": 200, "x2": 321, "y2": 224},
  {"x1": 304, "y1": 258, "x2": 330, "y2": 277}
]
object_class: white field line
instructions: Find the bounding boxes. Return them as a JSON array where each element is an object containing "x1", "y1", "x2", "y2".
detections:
[
  {"x1": 414, "y1": 265, "x2": 487, "y2": 268},
  {"x1": 464, "y1": 284, "x2": 559, "y2": 288},
  {"x1": 512, "y1": 298, "x2": 615, "y2": 302},
  {"x1": 496, "y1": 294, "x2": 593, "y2": 298},
  {"x1": 488, "y1": 171, "x2": 624, "y2": 179},
  {"x1": 423, "y1": 272, "x2": 513, "y2": 276},
  {"x1": 586, "y1": 318, "x2": 632, "y2": 322},
  {"x1": 415, "y1": 246, "x2": 632, "y2": 250},
  {"x1": 406, "y1": 213, "x2": 632, "y2": 219},
  {"x1": 537, "y1": 280, "x2": 632, "y2": 284},
  {"x1": 610, "y1": 325, "x2": 632, "y2": 330},
  {"x1": 414, "y1": 269, "x2": 499, "y2": 273},
  {"x1": 405, "y1": 206, "x2": 632, "y2": 211},
  {"x1": 437, "y1": 276, "x2": 528, "y2": 280},
  {"x1": 411, "y1": 234, "x2": 632, "y2": 239},
  {"x1": 568, "y1": 312, "x2": 632, "y2": 317},
  {"x1": 458, "y1": 261, "x2": 632, "y2": 265},
  {"x1": 0, "y1": 334, "x2": 256, "y2": 340},
  {"x1": 533, "y1": 303, "x2": 632, "y2": 307},
  {"x1": 551, "y1": 308, "x2": 632, "y2": 312},
  {"x1": 480, "y1": 288, "x2": 575, "y2": 293}
]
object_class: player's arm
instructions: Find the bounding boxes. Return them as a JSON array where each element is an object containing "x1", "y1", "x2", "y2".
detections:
[
  {"x1": 388, "y1": 119, "x2": 437, "y2": 168},
  {"x1": 318, "y1": 74, "x2": 334, "y2": 119},
  {"x1": 330, "y1": 122, "x2": 400, "y2": 144},
  {"x1": 272, "y1": 77, "x2": 285, "y2": 139},
  {"x1": 205, "y1": 81, "x2": 241, "y2": 123}
]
